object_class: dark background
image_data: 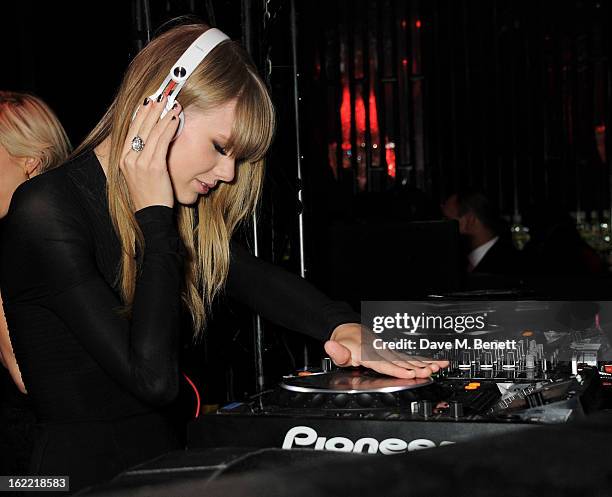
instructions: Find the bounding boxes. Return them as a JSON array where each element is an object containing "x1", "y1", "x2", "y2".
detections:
[{"x1": 2, "y1": 0, "x2": 612, "y2": 403}]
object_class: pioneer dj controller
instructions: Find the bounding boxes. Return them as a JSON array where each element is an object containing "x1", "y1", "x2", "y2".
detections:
[{"x1": 188, "y1": 331, "x2": 608, "y2": 455}]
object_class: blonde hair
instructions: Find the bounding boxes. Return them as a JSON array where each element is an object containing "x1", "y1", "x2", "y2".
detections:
[
  {"x1": 0, "y1": 91, "x2": 72, "y2": 172},
  {"x1": 72, "y1": 23, "x2": 276, "y2": 338}
]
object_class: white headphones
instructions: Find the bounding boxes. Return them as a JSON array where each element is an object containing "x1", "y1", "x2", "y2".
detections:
[{"x1": 134, "y1": 27, "x2": 230, "y2": 138}]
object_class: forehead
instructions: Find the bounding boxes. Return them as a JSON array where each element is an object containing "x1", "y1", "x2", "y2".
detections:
[{"x1": 184, "y1": 100, "x2": 236, "y2": 137}]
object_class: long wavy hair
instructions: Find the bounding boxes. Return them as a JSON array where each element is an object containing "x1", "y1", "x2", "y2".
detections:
[
  {"x1": 72, "y1": 23, "x2": 276, "y2": 337},
  {"x1": 0, "y1": 91, "x2": 71, "y2": 172}
]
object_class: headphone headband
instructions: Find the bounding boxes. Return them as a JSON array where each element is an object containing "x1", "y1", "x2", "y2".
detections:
[
  {"x1": 170, "y1": 28, "x2": 230, "y2": 83},
  {"x1": 149, "y1": 27, "x2": 230, "y2": 129}
]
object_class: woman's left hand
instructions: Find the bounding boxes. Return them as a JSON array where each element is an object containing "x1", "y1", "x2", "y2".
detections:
[{"x1": 324, "y1": 323, "x2": 449, "y2": 379}]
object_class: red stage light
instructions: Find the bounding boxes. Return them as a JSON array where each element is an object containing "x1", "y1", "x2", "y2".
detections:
[
  {"x1": 340, "y1": 81, "x2": 352, "y2": 168},
  {"x1": 385, "y1": 139, "x2": 396, "y2": 178},
  {"x1": 355, "y1": 90, "x2": 366, "y2": 136},
  {"x1": 369, "y1": 86, "x2": 380, "y2": 147}
]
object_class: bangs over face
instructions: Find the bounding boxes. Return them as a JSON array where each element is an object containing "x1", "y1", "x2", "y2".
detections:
[
  {"x1": 180, "y1": 39, "x2": 275, "y2": 166},
  {"x1": 226, "y1": 72, "x2": 275, "y2": 164}
]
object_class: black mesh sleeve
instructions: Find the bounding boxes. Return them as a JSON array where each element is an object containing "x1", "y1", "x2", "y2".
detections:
[
  {"x1": 0, "y1": 184, "x2": 183, "y2": 406},
  {"x1": 225, "y1": 241, "x2": 360, "y2": 341}
]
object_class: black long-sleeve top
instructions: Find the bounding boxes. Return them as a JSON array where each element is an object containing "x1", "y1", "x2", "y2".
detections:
[{"x1": 0, "y1": 151, "x2": 359, "y2": 422}]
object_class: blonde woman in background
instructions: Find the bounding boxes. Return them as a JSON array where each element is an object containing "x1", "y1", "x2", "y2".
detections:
[{"x1": 0, "y1": 91, "x2": 72, "y2": 394}]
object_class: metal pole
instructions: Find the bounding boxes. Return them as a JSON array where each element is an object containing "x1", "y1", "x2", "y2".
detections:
[
  {"x1": 205, "y1": 0, "x2": 217, "y2": 27},
  {"x1": 241, "y1": 0, "x2": 265, "y2": 394},
  {"x1": 251, "y1": 211, "x2": 266, "y2": 393},
  {"x1": 132, "y1": 0, "x2": 152, "y2": 52},
  {"x1": 290, "y1": 0, "x2": 306, "y2": 281},
  {"x1": 142, "y1": 0, "x2": 151, "y2": 43},
  {"x1": 290, "y1": 0, "x2": 309, "y2": 369}
]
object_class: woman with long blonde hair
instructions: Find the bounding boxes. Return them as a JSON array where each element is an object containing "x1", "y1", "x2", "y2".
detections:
[
  {"x1": 0, "y1": 91, "x2": 71, "y2": 481},
  {"x1": 0, "y1": 90, "x2": 71, "y2": 394},
  {"x1": 1, "y1": 23, "x2": 446, "y2": 494}
]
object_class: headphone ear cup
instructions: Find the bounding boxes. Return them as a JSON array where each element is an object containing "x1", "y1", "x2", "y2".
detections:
[{"x1": 172, "y1": 111, "x2": 186, "y2": 141}]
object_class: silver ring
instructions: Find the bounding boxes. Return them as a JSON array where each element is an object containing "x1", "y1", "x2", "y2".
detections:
[{"x1": 131, "y1": 136, "x2": 145, "y2": 152}]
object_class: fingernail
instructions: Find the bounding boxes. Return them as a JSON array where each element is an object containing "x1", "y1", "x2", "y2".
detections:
[
  {"x1": 143, "y1": 98, "x2": 149, "y2": 106},
  {"x1": 157, "y1": 94, "x2": 163, "y2": 103}
]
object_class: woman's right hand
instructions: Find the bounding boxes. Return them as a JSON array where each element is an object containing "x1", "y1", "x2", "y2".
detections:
[{"x1": 120, "y1": 95, "x2": 182, "y2": 211}]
